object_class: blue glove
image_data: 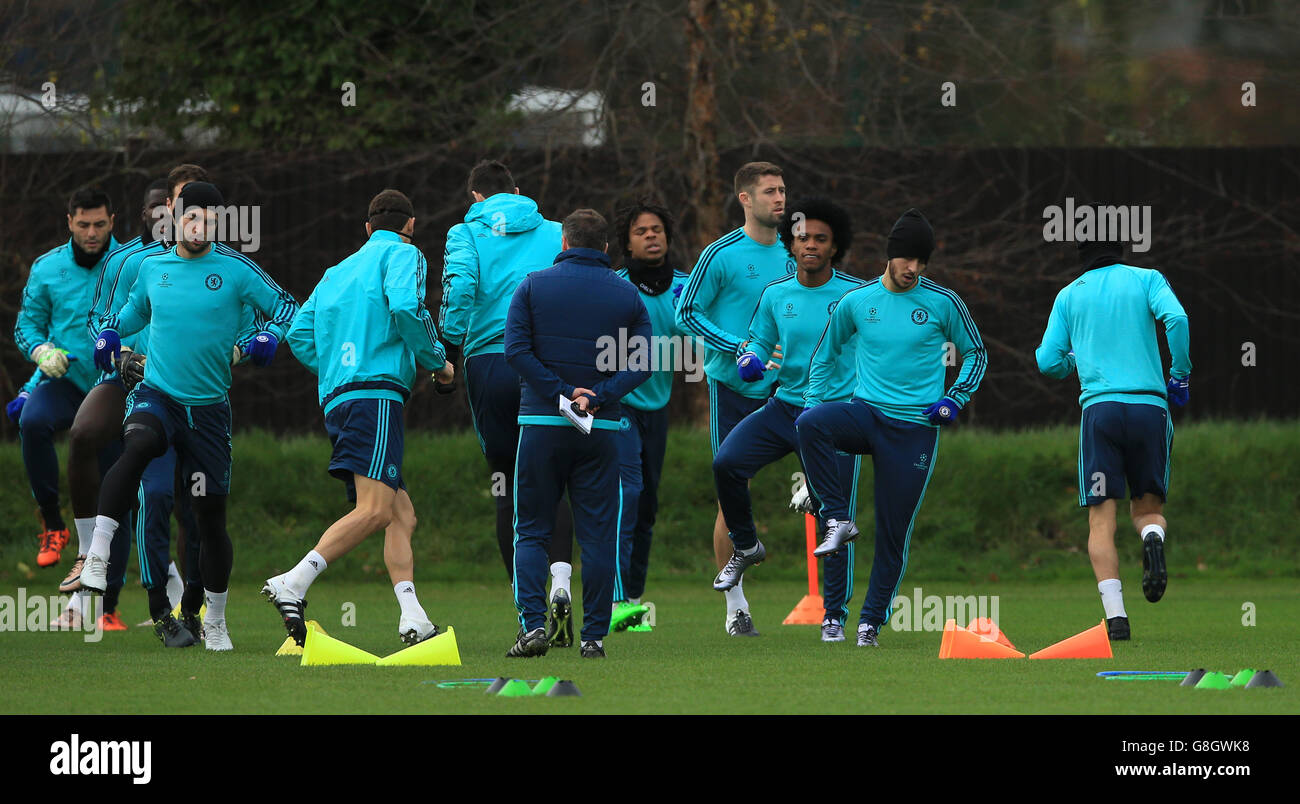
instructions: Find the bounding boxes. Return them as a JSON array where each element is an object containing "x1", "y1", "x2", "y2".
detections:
[
  {"x1": 1166, "y1": 375, "x2": 1189, "y2": 407},
  {"x1": 94, "y1": 330, "x2": 121, "y2": 373},
  {"x1": 6, "y1": 391, "x2": 29, "y2": 424},
  {"x1": 736, "y1": 351, "x2": 765, "y2": 383},
  {"x1": 246, "y1": 331, "x2": 279, "y2": 367},
  {"x1": 922, "y1": 396, "x2": 961, "y2": 425}
]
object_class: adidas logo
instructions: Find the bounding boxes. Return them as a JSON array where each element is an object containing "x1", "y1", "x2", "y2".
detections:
[
  {"x1": 401, "y1": 586, "x2": 413, "y2": 594},
  {"x1": 308, "y1": 560, "x2": 319, "y2": 570}
]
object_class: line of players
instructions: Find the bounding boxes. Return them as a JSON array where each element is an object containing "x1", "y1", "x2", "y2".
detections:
[{"x1": 9, "y1": 158, "x2": 1188, "y2": 654}]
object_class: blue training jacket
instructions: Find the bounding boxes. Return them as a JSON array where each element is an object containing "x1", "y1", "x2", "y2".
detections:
[
  {"x1": 440, "y1": 193, "x2": 562, "y2": 358},
  {"x1": 504, "y1": 248, "x2": 653, "y2": 430},
  {"x1": 288, "y1": 229, "x2": 446, "y2": 415}
]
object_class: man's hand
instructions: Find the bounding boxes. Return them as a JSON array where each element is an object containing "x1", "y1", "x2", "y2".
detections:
[
  {"x1": 571, "y1": 387, "x2": 598, "y2": 414},
  {"x1": 119, "y1": 351, "x2": 147, "y2": 389},
  {"x1": 92, "y1": 332, "x2": 120, "y2": 374},
  {"x1": 246, "y1": 332, "x2": 279, "y2": 367},
  {"x1": 766, "y1": 342, "x2": 783, "y2": 372},
  {"x1": 432, "y1": 361, "x2": 456, "y2": 393},
  {"x1": 1166, "y1": 375, "x2": 1189, "y2": 407},
  {"x1": 922, "y1": 396, "x2": 962, "y2": 425},
  {"x1": 231, "y1": 345, "x2": 243, "y2": 367},
  {"x1": 737, "y1": 351, "x2": 765, "y2": 382},
  {"x1": 6, "y1": 391, "x2": 30, "y2": 424}
]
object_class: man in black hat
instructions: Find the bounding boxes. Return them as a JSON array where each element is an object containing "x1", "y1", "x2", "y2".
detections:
[{"x1": 794, "y1": 209, "x2": 988, "y2": 648}]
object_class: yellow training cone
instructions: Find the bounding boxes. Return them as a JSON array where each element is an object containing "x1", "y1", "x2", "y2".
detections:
[
  {"x1": 275, "y1": 636, "x2": 302, "y2": 657},
  {"x1": 305, "y1": 620, "x2": 327, "y2": 636},
  {"x1": 376, "y1": 627, "x2": 461, "y2": 667},
  {"x1": 300, "y1": 625, "x2": 379, "y2": 666}
]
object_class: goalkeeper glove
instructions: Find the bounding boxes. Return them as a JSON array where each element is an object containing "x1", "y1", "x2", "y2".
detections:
[{"x1": 33, "y1": 343, "x2": 72, "y2": 378}]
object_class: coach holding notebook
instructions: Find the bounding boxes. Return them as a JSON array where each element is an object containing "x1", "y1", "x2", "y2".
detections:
[{"x1": 502, "y1": 208, "x2": 652, "y2": 660}]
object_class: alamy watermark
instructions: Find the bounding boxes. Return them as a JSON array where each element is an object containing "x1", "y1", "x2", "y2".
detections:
[
  {"x1": 1042, "y1": 197, "x2": 1152, "y2": 253},
  {"x1": 595, "y1": 328, "x2": 704, "y2": 383},
  {"x1": 151, "y1": 204, "x2": 262, "y2": 253},
  {"x1": 887, "y1": 587, "x2": 1000, "y2": 632},
  {"x1": 1, "y1": 588, "x2": 103, "y2": 642}
]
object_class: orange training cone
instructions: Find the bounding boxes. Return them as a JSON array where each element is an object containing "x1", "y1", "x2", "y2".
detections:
[
  {"x1": 938, "y1": 619, "x2": 958, "y2": 658},
  {"x1": 967, "y1": 617, "x2": 1016, "y2": 651},
  {"x1": 783, "y1": 514, "x2": 824, "y2": 625},
  {"x1": 947, "y1": 626, "x2": 1026, "y2": 659},
  {"x1": 1028, "y1": 621, "x2": 1112, "y2": 660}
]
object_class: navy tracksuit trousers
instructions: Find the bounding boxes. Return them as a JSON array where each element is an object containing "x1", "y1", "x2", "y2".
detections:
[
  {"x1": 796, "y1": 399, "x2": 939, "y2": 628},
  {"x1": 714, "y1": 397, "x2": 861, "y2": 622},
  {"x1": 513, "y1": 425, "x2": 620, "y2": 642}
]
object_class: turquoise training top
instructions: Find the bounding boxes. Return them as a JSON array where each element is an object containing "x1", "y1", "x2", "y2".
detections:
[
  {"x1": 615, "y1": 268, "x2": 689, "y2": 412},
  {"x1": 288, "y1": 229, "x2": 446, "y2": 415},
  {"x1": 1035, "y1": 262, "x2": 1191, "y2": 410},
  {"x1": 675, "y1": 227, "x2": 796, "y2": 398},
  {"x1": 439, "y1": 193, "x2": 562, "y2": 358},
  {"x1": 748, "y1": 270, "x2": 869, "y2": 407},
  {"x1": 101, "y1": 244, "x2": 298, "y2": 405},
  {"x1": 15, "y1": 236, "x2": 121, "y2": 393},
  {"x1": 805, "y1": 276, "x2": 988, "y2": 426}
]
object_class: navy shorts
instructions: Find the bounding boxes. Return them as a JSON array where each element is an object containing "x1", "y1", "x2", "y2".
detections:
[
  {"x1": 708, "y1": 378, "x2": 767, "y2": 456},
  {"x1": 324, "y1": 397, "x2": 405, "y2": 503},
  {"x1": 125, "y1": 383, "x2": 232, "y2": 496},
  {"x1": 1078, "y1": 401, "x2": 1173, "y2": 507}
]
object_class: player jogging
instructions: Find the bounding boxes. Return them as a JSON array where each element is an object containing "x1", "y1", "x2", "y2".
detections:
[
  {"x1": 796, "y1": 209, "x2": 987, "y2": 648},
  {"x1": 267, "y1": 190, "x2": 453, "y2": 647},
  {"x1": 1035, "y1": 237, "x2": 1189, "y2": 641},
  {"x1": 674, "y1": 161, "x2": 792, "y2": 637},
  {"x1": 81, "y1": 181, "x2": 298, "y2": 652},
  {"x1": 439, "y1": 159, "x2": 576, "y2": 646},
  {"x1": 711, "y1": 198, "x2": 867, "y2": 642},
  {"x1": 608, "y1": 200, "x2": 690, "y2": 633},
  {"x1": 13, "y1": 187, "x2": 120, "y2": 577}
]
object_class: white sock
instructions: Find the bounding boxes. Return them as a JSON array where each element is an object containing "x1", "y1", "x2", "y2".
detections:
[
  {"x1": 739, "y1": 543, "x2": 760, "y2": 556},
  {"x1": 724, "y1": 579, "x2": 749, "y2": 613},
  {"x1": 1141, "y1": 524, "x2": 1165, "y2": 542},
  {"x1": 204, "y1": 590, "x2": 228, "y2": 621},
  {"x1": 394, "y1": 582, "x2": 428, "y2": 622},
  {"x1": 166, "y1": 562, "x2": 184, "y2": 609},
  {"x1": 87, "y1": 516, "x2": 118, "y2": 561},
  {"x1": 550, "y1": 562, "x2": 572, "y2": 599},
  {"x1": 74, "y1": 518, "x2": 96, "y2": 555},
  {"x1": 629, "y1": 596, "x2": 641, "y2": 606},
  {"x1": 1099, "y1": 578, "x2": 1127, "y2": 619},
  {"x1": 71, "y1": 590, "x2": 91, "y2": 615},
  {"x1": 285, "y1": 550, "x2": 327, "y2": 596}
]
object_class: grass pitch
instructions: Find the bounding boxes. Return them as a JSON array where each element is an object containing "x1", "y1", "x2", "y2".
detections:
[{"x1": 1, "y1": 575, "x2": 1295, "y2": 715}]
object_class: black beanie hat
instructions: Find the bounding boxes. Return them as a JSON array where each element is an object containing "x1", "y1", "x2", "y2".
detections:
[
  {"x1": 886, "y1": 208, "x2": 934, "y2": 263},
  {"x1": 176, "y1": 181, "x2": 225, "y2": 213}
]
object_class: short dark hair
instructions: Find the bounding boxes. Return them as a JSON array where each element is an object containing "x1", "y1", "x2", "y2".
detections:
[
  {"x1": 467, "y1": 160, "x2": 515, "y2": 199},
  {"x1": 167, "y1": 164, "x2": 208, "y2": 198},
  {"x1": 778, "y1": 197, "x2": 853, "y2": 265},
  {"x1": 67, "y1": 187, "x2": 112, "y2": 216},
  {"x1": 562, "y1": 208, "x2": 608, "y2": 251},
  {"x1": 614, "y1": 200, "x2": 674, "y2": 257},
  {"x1": 368, "y1": 189, "x2": 415, "y2": 234},
  {"x1": 734, "y1": 161, "x2": 783, "y2": 197}
]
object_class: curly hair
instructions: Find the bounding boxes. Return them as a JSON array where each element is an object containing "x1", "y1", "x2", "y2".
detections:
[
  {"x1": 778, "y1": 197, "x2": 852, "y2": 266},
  {"x1": 614, "y1": 200, "x2": 674, "y2": 258}
]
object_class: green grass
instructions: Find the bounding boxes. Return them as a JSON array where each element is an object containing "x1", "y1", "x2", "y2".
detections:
[
  {"x1": 1, "y1": 420, "x2": 1298, "y2": 584},
  {"x1": 1, "y1": 577, "x2": 1296, "y2": 714}
]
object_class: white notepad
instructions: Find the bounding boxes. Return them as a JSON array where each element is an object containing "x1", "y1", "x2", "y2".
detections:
[{"x1": 559, "y1": 395, "x2": 593, "y2": 434}]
